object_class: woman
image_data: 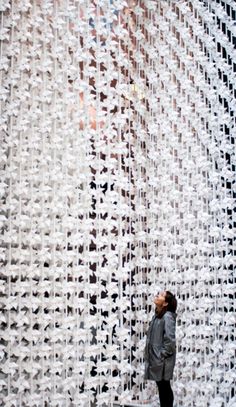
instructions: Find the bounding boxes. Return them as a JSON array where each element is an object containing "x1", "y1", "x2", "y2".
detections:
[{"x1": 144, "y1": 290, "x2": 177, "y2": 407}]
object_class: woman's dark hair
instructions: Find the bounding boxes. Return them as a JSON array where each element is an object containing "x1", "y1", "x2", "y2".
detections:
[{"x1": 165, "y1": 291, "x2": 177, "y2": 313}]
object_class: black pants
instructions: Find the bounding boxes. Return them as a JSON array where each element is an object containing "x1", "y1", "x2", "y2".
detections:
[{"x1": 156, "y1": 380, "x2": 174, "y2": 407}]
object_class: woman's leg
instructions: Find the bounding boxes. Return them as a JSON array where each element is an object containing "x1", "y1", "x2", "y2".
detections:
[{"x1": 156, "y1": 380, "x2": 174, "y2": 407}]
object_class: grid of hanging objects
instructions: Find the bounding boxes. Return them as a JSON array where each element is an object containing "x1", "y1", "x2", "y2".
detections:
[{"x1": 0, "y1": 1, "x2": 235, "y2": 406}]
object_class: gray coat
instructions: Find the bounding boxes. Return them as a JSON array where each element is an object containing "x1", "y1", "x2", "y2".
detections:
[{"x1": 144, "y1": 311, "x2": 176, "y2": 382}]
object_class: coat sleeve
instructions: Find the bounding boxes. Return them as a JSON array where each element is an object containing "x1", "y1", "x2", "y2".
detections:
[{"x1": 160, "y1": 313, "x2": 176, "y2": 359}]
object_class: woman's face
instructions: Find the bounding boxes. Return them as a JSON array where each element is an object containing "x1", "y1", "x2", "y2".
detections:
[{"x1": 154, "y1": 291, "x2": 168, "y2": 310}]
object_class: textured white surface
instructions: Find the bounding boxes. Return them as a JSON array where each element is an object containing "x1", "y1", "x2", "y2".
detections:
[
  {"x1": 0, "y1": 1, "x2": 235, "y2": 406},
  {"x1": 114, "y1": 403, "x2": 152, "y2": 407}
]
